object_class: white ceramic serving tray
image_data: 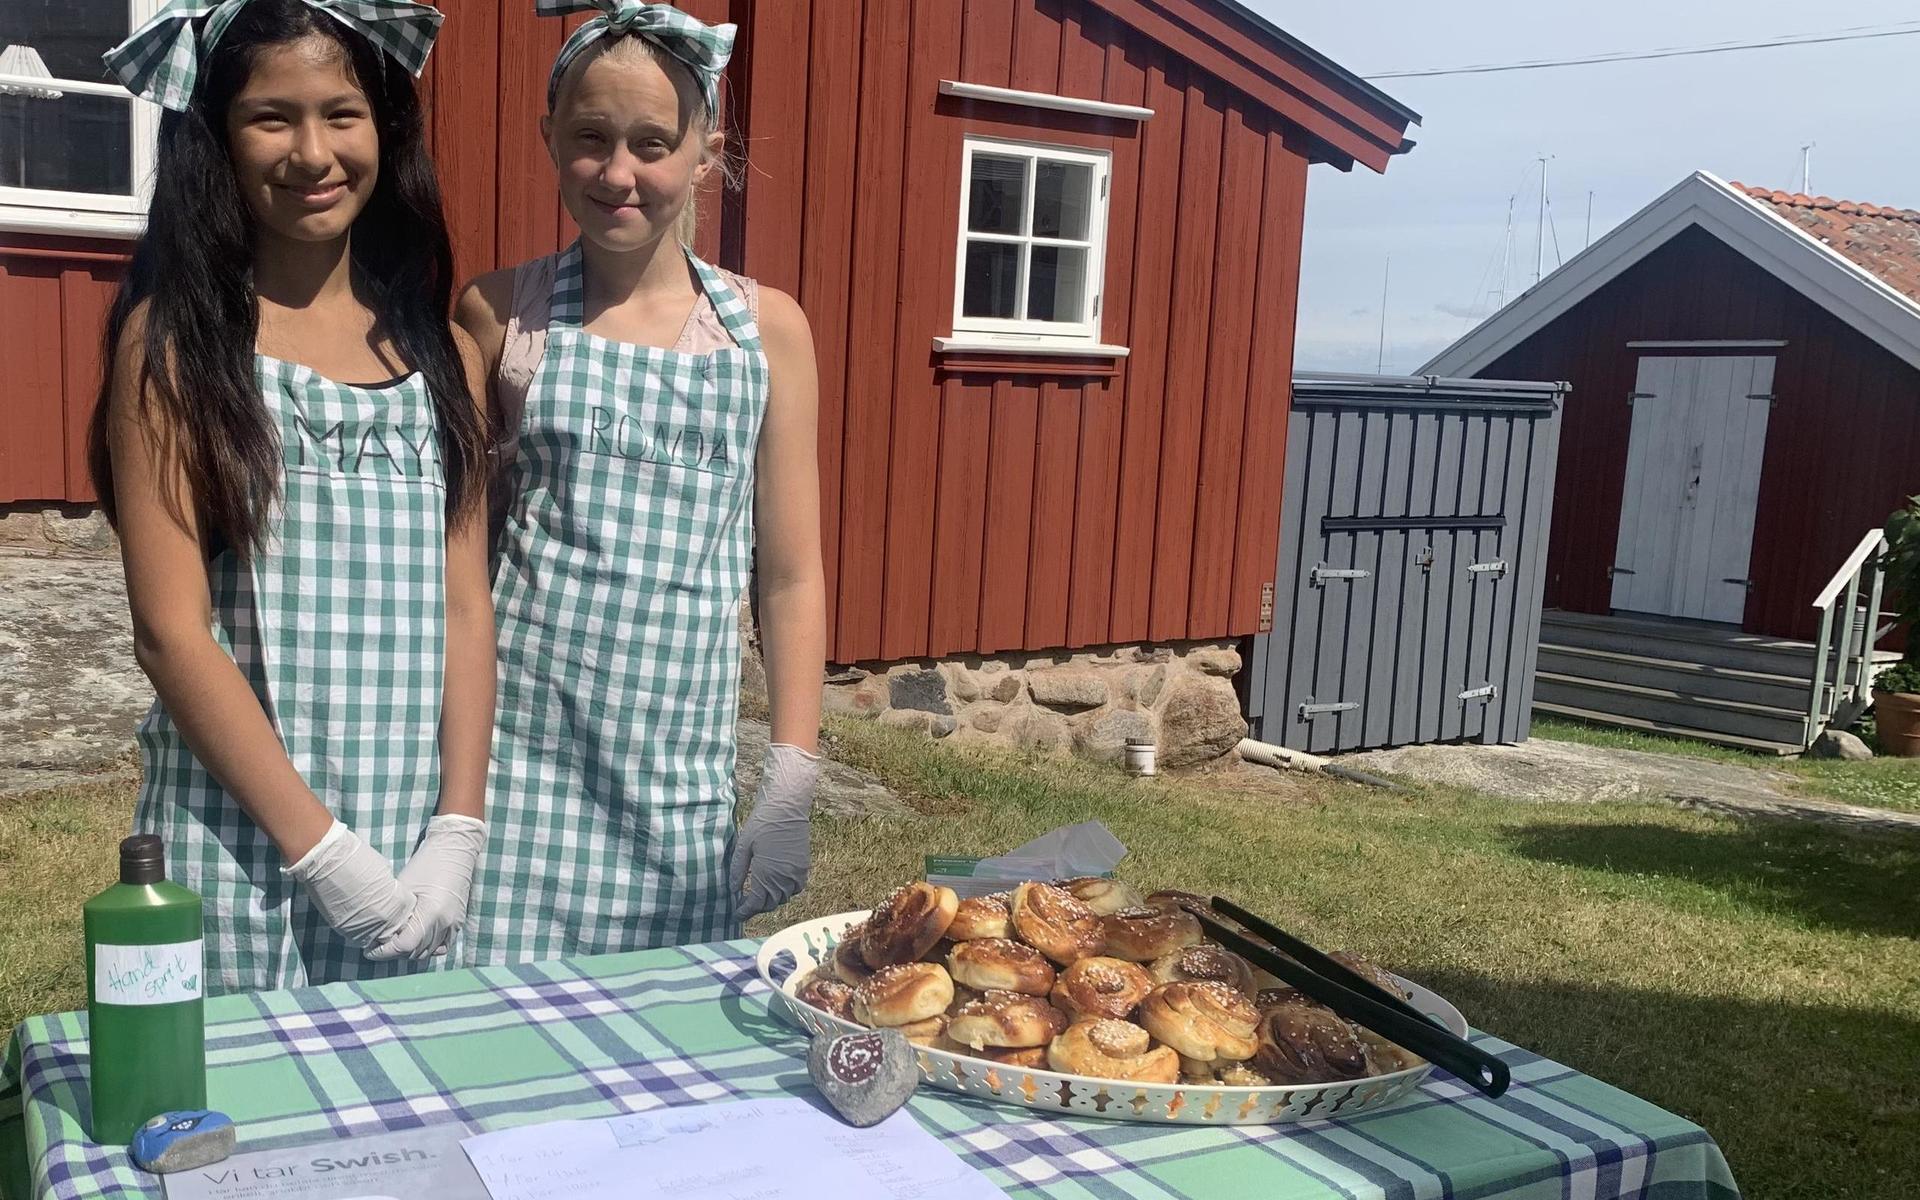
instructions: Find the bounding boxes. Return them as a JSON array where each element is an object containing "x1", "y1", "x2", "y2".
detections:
[{"x1": 756, "y1": 909, "x2": 1468, "y2": 1126}]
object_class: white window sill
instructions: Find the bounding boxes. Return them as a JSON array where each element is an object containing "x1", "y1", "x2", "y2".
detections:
[
  {"x1": 934, "y1": 336, "x2": 1130, "y2": 359},
  {"x1": 0, "y1": 204, "x2": 144, "y2": 240}
]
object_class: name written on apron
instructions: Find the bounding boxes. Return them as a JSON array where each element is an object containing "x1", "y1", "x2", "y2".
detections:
[
  {"x1": 290, "y1": 416, "x2": 440, "y2": 479},
  {"x1": 584, "y1": 407, "x2": 738, "y2": 475}
]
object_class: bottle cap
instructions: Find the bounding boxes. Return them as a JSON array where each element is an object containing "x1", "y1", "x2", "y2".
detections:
[{"x1": 120, "y1": 834, "x2": 166, "y2": 885}]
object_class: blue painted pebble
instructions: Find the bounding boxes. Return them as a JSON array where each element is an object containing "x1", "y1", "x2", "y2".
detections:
[{"x1": 131, "y1": 1111, "x2": 237, "y2": 1174}]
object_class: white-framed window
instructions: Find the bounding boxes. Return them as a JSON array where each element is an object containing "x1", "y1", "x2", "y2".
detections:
[
  {"x1": 0, "y1": 0, "x2": 162, "y2": 238},
  {"x1": 950, "y1": 137, "x2": 1112, "y2": 348}
]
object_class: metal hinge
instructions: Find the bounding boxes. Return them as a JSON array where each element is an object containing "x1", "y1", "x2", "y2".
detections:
[
  {"x1": 1467, "y1": 560, "x2": 1509, "y2": 577},
  {"x1": 1746, "y1": 393, "x2": 1776, "y2": 408},
  {"x1": 1310, "y1": 564, "x2": 1370, "y2": 586},
  {"x1": 1628, "y1": 391, "x2": 1657, "y2": 406},
  {"x1": 1093, "y1": 292, "x2": 1102, "y2": 318},
  {"x1": 1297, "y1": 698, "x2": 1359, "y2": 719},
  {"x1": 1258, "y1": 582, "x2": 1275, "y2": 632},
  {"x1": 1723, "y1": 577, "x2": 1754, "y2": 590},
  {"x1": 1415, "y1": 545, "x2": 1435, "y2": 574},
  {"x1": 1459, "y1": 684, "x2": 1499, "y2": 702},
  {"x1": 1609, "y1": 565, "x2": 1636, "y2": 577}
]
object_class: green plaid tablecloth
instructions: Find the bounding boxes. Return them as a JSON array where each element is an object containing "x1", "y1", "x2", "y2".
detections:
[{"x1": 1, "y1": 941, "x2": 1739, "y2": 1200}]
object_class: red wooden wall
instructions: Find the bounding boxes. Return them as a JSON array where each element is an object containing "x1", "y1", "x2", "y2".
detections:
[
  {"x1": 0, "y1": 236, "x2": 123, "y2": 504},
  {"x1": 0, "y1": 0, "x2": 1403, "y2": 669},
  {"x1": 733, "y1": 0, "x2": 1314, "y2": 664},
  {"x1": 1484, "y1": 225, "x2": 1920, "y2": 641}
]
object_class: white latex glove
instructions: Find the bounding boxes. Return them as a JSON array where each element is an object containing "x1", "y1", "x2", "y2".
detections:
[
  {"x1": 730, "y1": 743, "x2": 820, "y2": 921},
  {"x1": 284, "y1": 820, "x2": 414, "y2": 953},
  {"x1": 367, "y1": 814, "x2": 490, "y2": 961}
]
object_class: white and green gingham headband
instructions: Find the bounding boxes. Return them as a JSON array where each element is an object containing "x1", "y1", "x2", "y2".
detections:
[
  {"x1": 538, "y1": 1, "x2": 735, "y2": 117},
  {"x1": 104, "y1": 0, "x2": 443, "y2": 113}
]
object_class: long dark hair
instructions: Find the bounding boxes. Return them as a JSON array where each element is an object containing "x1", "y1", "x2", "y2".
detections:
[{"x1": 88, "y1": 0, "x2": 486, "y2": 556}]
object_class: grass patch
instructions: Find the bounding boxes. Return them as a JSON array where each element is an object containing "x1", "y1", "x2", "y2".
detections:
[
  {"x1": 1536, "y1": 716, "x2": 1920, "y2": 815},
  {"x1": 6, "y1": 731, "x2": 1917, "y2": 1199},
  {"x1": 0, "y1": 777, "x2": 133, "y2": 1037}
]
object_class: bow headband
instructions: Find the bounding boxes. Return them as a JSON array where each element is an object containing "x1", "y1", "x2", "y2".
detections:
[
  {"x1": 538, "y1": 1, "x2": 735, "y2": 118},
  {"x1": 104, "y1": 0, "x2": 442, "y2": 113}
]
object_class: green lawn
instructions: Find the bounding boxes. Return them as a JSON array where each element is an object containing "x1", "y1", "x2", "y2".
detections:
[
  {"x1": 1535, "y1": 715, "x2": 1920, "y2": 814},
  {"x1": 5, "y1": 727, "x2": 1918, "y2": 1200}
]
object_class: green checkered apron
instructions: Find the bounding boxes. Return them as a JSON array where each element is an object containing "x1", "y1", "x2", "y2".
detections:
[
  {"x1": 468, "y1": 243, "x2": 766, "y2": 964},
  {"x1": 133, "y1": 356, "x2": 451, "y2": 994}
]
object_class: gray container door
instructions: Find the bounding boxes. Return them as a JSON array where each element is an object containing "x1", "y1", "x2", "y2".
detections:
[{"x1": 1253, "y1": 373, "x2": 1563, "y2": 754}]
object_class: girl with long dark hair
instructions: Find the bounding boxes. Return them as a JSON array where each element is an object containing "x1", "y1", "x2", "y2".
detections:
[
  {"x1": 92, "y1": 0, "x2": 495, "y2": 993},
  {"x1": 456, "y1": 2, "x2": 825, "y2": 962}
]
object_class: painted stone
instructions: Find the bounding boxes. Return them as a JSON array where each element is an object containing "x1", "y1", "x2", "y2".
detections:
[
  {"x1": 130, "y1": 1111, "x2": 236, "y2": 1174},
  {"x1": 808, "y1": 1028, "x2": 917, "y2": 1127}
]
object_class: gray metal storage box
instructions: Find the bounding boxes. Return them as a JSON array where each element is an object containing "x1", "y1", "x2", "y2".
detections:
[{"x1": 1248, "y1": 372, "x2": 1566, "y2": 753}]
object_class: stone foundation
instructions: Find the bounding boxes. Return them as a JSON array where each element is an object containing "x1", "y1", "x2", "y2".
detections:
[
  {"x1": 0, "y1": 505, "x2": 117, "y2": 558},
  {"x1": 823, "y1": 641, "x2": 1249, "y2": 769}
]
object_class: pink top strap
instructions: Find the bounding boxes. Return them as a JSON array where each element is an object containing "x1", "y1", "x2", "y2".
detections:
[{"x1": 496, "y1": 252, "x2": 559, "y2": 449}]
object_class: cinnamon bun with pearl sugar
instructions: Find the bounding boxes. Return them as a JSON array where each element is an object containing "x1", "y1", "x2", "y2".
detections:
[
  {"x1": 1136, "y1": 981, "x2": 1260, "y2": 1063},
  {"x1": 1056, "y1": 877, "x2": 1144, "y2": 917},
  {"x1": 1100, "y1": 905, "x2": 1202, "y2": 962},
  {"x1": 946, "y1": 893, "x2": 1013, "y2": 941},
  {"x1": 1047, "y1": 1019, "x2": 1180, "y2": 1084},
  {"x1": 1149, "y1": 943, "x2": 1258, "y2": 996},
  {"x1": 947, "y1": 938, "x2": 1056, "y2": 996},
  {"x1": 860, "y1": 883, "x2": 959, "y2": 967},
  {"x1": 1050, "y1": 956, "x2": 1154, "y2": 1021},
  {"x1": 1009, "y1": 882, "x2": 1105, "y2": 965},
  {"x1": 946, "y1": 990, "x2": 1071, "y2": 1050},
  {"x1": 851, "y1": 962, "x2": 955, "y2": 1027}
]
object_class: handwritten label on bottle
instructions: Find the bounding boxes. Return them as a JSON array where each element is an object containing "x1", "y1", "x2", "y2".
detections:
[{"x1": 94, "y1": 940, "x2": 203, "y2": 1006}]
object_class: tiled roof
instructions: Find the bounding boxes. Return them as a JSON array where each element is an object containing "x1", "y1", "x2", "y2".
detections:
[{"x1": 1730, "y1": 181, "x2": 1920, "y2": 304}]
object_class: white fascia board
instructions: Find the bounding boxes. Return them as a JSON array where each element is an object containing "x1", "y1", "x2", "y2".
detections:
[{"x1": 1421, "y1": 171, "x2": 1920, "y2": 376}]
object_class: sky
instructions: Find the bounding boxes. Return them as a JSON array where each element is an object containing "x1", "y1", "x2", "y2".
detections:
[{"x1": 1244, "y1": 1, "x2": 1920, "y2": 374}]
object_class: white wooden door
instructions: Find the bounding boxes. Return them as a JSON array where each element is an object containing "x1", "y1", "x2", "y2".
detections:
[{"x1": 1610, "y1": 356, "x2": 1773, "y2": 623}]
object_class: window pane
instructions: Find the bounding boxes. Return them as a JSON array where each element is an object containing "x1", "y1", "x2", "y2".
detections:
[
  {"x1": 0, "y1": 93, "x2": 132, "y2": 194},
  {"x1": 967, "y1": 154, "x2": 1027, "y2": 235},
  {"x1": 1032, "y1": 160, "x2": 1093, "y2": 240},
  {"x1": 963, "y1": 240, "x2": 1022, "y2": 320},
  {"x1": 0, "y1": 0, "x2": 128, "y2": 84},
  {"x1": 1027, "y1": 245, "x2": 1088, "y2": 323}
]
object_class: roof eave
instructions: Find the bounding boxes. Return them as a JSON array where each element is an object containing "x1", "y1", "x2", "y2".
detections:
[{"x1": 1422, "y1": 171, "x2": 1920, "y2": 376}]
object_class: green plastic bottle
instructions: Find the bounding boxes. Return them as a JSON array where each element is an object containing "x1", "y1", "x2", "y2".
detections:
[{"x1": 83, "y1": 834, "x2": 206, "y2": 1144}]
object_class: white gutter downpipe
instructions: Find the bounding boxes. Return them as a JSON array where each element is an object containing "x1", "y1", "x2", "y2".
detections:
[
  {"x1": 1236, "y1": 738, "x2": 1328, "y2": 772},
  {"x1": 1237, "y1": 737, "x2": 1408, "y2": 792}
]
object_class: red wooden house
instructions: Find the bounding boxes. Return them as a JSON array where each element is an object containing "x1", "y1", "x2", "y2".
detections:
[
  {"x1": 2, "y1": 0, "x2": 1417, "y2": 756},
  {"x1": 1424, "y1": 171, "x2": 1920, "y2": 752}
]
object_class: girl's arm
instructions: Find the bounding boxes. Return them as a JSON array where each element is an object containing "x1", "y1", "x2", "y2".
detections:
[
  {"x1": 110, "y1": 316, "x2": 336, "y2": 862},
  {"x1": 109, "y1": 312, "x2": 415, "y2": 950},
  {"x1": 752, "y1": 287, "x2": 827, "y2": 751},
  {"x1": 434, "y1": 326, "x2": 498, "y2": 821},
  {"x1": 730, "y1": 287, "x2": 826, "y2": 923}
]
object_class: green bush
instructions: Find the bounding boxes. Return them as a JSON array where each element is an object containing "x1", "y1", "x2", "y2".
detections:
[
  {"x1": 1873, "y1": 660, "x2": 1920, "y2": 696},
  {"x1": 1882, "y1": 494, "x2": 1920, "y2": 668}
]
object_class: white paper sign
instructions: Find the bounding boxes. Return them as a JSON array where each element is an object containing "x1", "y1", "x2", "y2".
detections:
[
  {"x1": 94, "y1": 939, "x2": 203, "y2": 1006},
  {"x1": 462, "y1": 1098, "x2": 1007, "y2": 1200},
  {"x1": 163, "y1": 1124, "x2": 488, "y2": 1200}
]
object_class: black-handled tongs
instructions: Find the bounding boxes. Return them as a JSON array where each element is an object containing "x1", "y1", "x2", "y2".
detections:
[{"x1": 1197, "y1": 896, "x2": 1510, "y2": 1097}]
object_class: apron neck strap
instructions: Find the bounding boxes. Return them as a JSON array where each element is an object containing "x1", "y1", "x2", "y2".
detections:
[{"x1": 552, "y1": 240, "x2": 761, "y2": 351}]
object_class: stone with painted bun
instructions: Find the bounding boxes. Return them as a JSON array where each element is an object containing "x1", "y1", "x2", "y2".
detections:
[{"x1": 808, "y1": 1027, "x2": 919, "y2": 1127}]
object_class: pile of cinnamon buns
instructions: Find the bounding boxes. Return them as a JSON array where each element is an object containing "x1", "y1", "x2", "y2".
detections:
[{"x1": 791, "y1": 879, "x2": 1423, "y2": 1088}]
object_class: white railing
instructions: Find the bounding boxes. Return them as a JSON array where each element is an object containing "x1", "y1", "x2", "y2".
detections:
[{"x1": 1806, "y1": 528, "x2": 1890, "y2": 745}]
